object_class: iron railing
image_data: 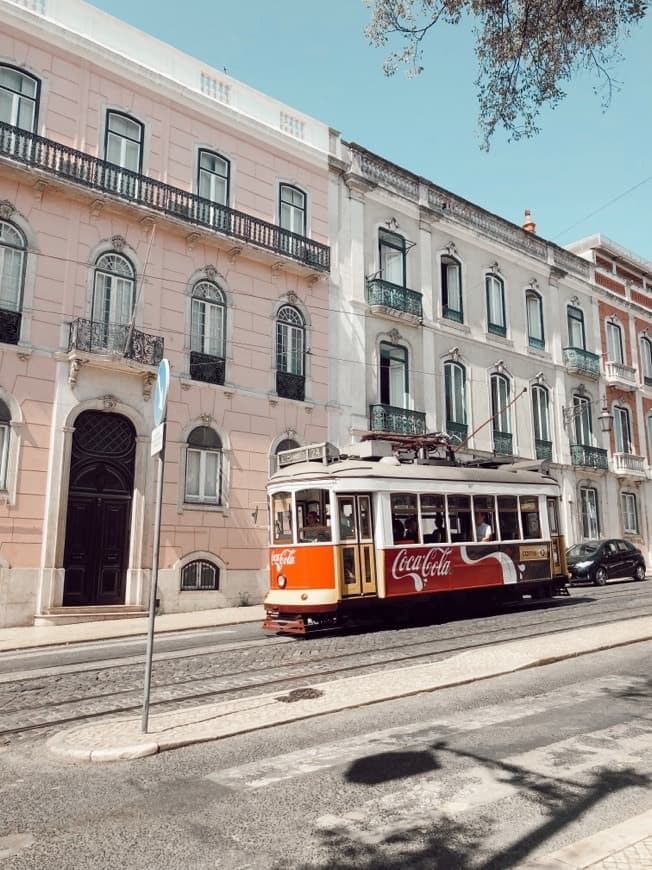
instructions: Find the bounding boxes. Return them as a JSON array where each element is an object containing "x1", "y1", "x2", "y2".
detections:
[
  {"x1": 570, "y1": 444, "x2": 608, "y2": 470},
  {"x1": 369, "y1": 404, "x2": 426, "y2": 435},
  {"x1": 276, "y1": 371, "x2": 305, "y2": 401},
  {"x1": 493, "y1": 430, "x2": 513, "y2": 455},
  {"x1": 563, "y1": 347, "x2": 600, "y2": 378},
  {"x1": 535, "y1": 439, "x2": 553, "y2": 461},
  {"x1": 68, "y1": 318, "x2": 164, "y2": 366},
  {"x1": 189, "y1": 351, "x2": 225, "y2": 386},
  {"x1": 446, "y1": 421, "x2": 468, "y2": 444},
  {"x1": 0, "y1": 308, "x2": 21, "y2": 345},
  {"x1": 442, "y1": 305, "x2": 463, "y2": 323},
  {"x1": 366, "y1": 278, "x2": 423, "y2": 319},
  {"x1": 0, "y1": 121, "x2": 330, "y2": 272}
]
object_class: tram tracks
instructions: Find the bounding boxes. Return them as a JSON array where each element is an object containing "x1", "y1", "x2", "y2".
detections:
[{"x1": 1, "y1": 591, "x2": 651, "y2": 741}]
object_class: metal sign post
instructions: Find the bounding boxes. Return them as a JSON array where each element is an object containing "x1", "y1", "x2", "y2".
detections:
[{"x1": 142, "y1": 359, "x2": 170, "y2": 733}]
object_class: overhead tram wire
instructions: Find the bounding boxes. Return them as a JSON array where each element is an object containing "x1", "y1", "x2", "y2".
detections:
[{"x1": 553, "y1": 173, "x2": 652, "y2": 242}]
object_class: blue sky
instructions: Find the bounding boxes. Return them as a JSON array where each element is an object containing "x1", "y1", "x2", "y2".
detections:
[{"x1": 89, "y1": 0, "x2": 652, "y2": 261}]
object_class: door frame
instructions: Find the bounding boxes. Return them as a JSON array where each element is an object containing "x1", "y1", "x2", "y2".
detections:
[{"x1": 337, "y1": 493, "x2": 377, "y2": 598}]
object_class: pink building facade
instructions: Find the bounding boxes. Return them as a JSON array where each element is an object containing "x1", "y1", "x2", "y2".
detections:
[{"x1": 0, "y1": 0, "x2": 331, "y2": 626}]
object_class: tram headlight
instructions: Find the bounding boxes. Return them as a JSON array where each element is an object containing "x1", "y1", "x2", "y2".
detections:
[{"x1": 277, "y1": 574, "x2": 287, "y2": 588}]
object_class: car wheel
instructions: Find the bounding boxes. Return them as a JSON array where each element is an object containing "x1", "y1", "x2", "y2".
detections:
[
  {"x1": 634, "y1": 564, "x2": 647, "y2": 581},
  {"x1": 593, "y1": 567, "x2": 607, "y2": 586}
]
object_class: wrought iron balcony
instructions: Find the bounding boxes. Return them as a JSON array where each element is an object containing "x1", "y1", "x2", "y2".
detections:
[
  {"x1": 68, "y1": 318, "x2": 164, "y2": 366},
  {"x1": 276, "y1": 370, "x2": 305, "y2": 402},
  {"x1": 493, "y1": 430, "x2": 513, "y2": 455},
  {"x1": 442, "y1": 306, "x2": 463, "y2": 324},
  {"x1": 488, "y1": 322, "x2": 507, "y2": 338},
  {"x1": 613, "y1": 452, "x2": 646, "y2": 475},
  {"x1": 563, "y1": 347, "x2": 600, "y2": 379},
  {"x1": 0, "y1": 121, "x2": 330, "y2": 272},
  {"x1": 0, "y1": 308, "x2": 21, "y2": 345},
  {"x1": 446, "y1": 421, "x2": 468, "y2": 445},
  {"x1": 535, "y1": 439, "x2": 553, "y2": 461},
  {"x1": 605, "y1": 360, "x2": 637, "y2": 391},
  {"x1": 570, "y1": 444, "x2": 608, "y2": 470},
  {"x1": 366, "y1": 278, "x2": 423, "y2": 320},
  {"x1": 369, "y1": 404, "x2": 426, "y2": 435},
  {"x1": 189, "y1": 351, "x2": 225, "y2": 386}
]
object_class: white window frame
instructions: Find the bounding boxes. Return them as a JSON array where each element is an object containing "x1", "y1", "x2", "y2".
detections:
[
  {"x1": 567, "y1": 306, "x2": 586, "y2": 349},
  {"x1": 0, "y1": 420, "x2": 9, "y2": 490},
  {"x1": 606, "y1": 321, "x2": 624, "y2": 364},
  {"x1": 579, "y1": 486, "x2": 600, "y2": 538},
  {"x1": 621, "y1": 492, "x2": 639, "y2": 534},
  {"x1": 491, "y1": 373, "x2": 511, "y2": 433},
  {"x1": 197, "y1": 149, "x2": 230, "y2": 207},
  {"x1": 190, "y1": 282, "x2": 225, "y2": 358},
  {"x1": 0, "y1": 65, "x2": 38, "y2": 132},
  {"x1": 379, "y1": 229, "x2": 406, "y2": 287},
  {"x1": 573, "y1": 395, "x2": 593, "y2": 446},
  {"x1": 532, "y1": 385, "x2": 550, "y2": 442},
  {"x1": 444, "y1": 361, "x2": 466, "y2": 424},
  {"x1": 614, "y1": 406, "x2": 633, "y2": 454},
  {"x1": 92, "y1": 252, "x2": 135, "y2": 329},
  {"x1": 640, "y1": 336, "x2": 652, "y2": 383},
  {"x1": 380, "y1": 342, "x2": 408, "y2": 409},
  {"x1": 526, "y1": 291, "x2": 544, "y2": 348},
  {"x1": 0, "y1": 220, "x2": 26, "y2": 313},
  {"x1": 185, "y1": 446, "x2": 221, "y2": 504},
  {"x1": 486, "y1": 274, "x2": 506, "y2": 334},
  {"x1": 279, "y1": 184, "x2": 306, "y2": 236},
  {"x1": 441, "y1": 255, "x2": 462, "y2": 320},
  {"x1": 276, "y1": 305, "x2": 305, "y2": 376}
]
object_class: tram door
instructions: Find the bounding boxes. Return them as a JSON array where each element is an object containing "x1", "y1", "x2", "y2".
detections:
[{"x1": 337, "y1": 494, "x2": 376, "y2": 597}]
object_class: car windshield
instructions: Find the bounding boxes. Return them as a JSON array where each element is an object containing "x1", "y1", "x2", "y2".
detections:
[{"x1": 567, "y1": 542, "x2": 600, "y2": 559}]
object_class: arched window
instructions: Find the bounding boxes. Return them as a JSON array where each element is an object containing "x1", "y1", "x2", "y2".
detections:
[
  {"x1": 0, "y1": 399, "x2": 10, "y2": 490},
  {"x1": 491, "y1": 372, "x2": 512, "y2": 454},
  {"x1": 0, "y1": 221, "x2": 26, "y2": 344},
  {"x1": 486, "y1": 274, "x2": 506, "y2": 336},
  {"x1": 444, "y1": 361, "x2": 466, "y2": 441},
  {"x1": 567, "y1": 305, "x2": 585, "y2": 349},
  {"x1": 441, "y1": 255, "x2": 462, "y2": 322},
  {"x1": 606, "y1": 320, "x2": 624, "y2": 364},
  {"x1": 0, "y1": 65, "x2": 39, "y2": 132},
  {"x1": 531, "y1": 385, "x2": 551, "y2": 459},
  {"x1": 185, "y1": 427, "x2": 222, "y2": 505},
  {"x1": 91, "y1": 253, "x2": 135, "y2": 352},
  {"x1": 640, "y1": 335, "x2": 652, "y2": 386},
  {"x1": 526, "y1": 290, "x2": 544, "y2": 349},
  {"x1": 189, "y1": 281, "x2": 226, "y2": 385},
  {"x1": 271, "y1": 437, "x2": 300, "y2": 474},
  {"x1": 275, "y1": 305, "x2": 305, "y2": 400},
  {"x1": 181, "y1": 559, "x2": 220, "y2": 591}
]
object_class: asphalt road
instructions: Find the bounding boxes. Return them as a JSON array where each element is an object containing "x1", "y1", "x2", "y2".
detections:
[{"x1": 1, "y1": 641, "x2": 650, "y2": 869}]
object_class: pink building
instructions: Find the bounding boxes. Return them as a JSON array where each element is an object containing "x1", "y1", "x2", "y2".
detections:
[{"x1": 0, "y1": 0, "x2": 331, "y2": 626}]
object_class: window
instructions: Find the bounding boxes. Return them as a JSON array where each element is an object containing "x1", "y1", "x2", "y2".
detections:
[
  {"x1": 380, "y1": 342, "x2": 408, "y2": 408},
  {"x1": 279, "y1": 184, "x2": 306, "y2": 236},
  {"x1": 189, "y1": 281, "x2": 226, "y2": 384},
  {"x1": 444, "y1": 361, "x2": 466, "y2": 433},
  {"x1": 185, "y1": 427, "x2": 222, "y2": 504},
  {"x1": 491, "y1": 373, "x2": 511, "y2": 451},
  {"x1": 198, "y1": 150, "x2": 230, "y2": 207},
  {"x1": 606, "y1": 320, "x2": 624, "y2": 364},
  {"x1": 92, "y1": 253, "x2": 135, "y2": 351},
  {"x1": 275, "y1": 305, "x2": 305, "y2": 400},
  {"x1": 0, "y1": 399, "x2": 10, "y2": 490},
  {"x1": 532, "y1": 385, "x2": 551, "y2": 456},
  {"x1": 104, "y1": 111, "x2": 143, "y2": 198},
  {"x1": 614, "y1": 406, "x2": 633, "y2": 454},
  {"x1": 181, "y1": 559, "x2": 219, "y2": 591},
  {"x1": 0, "y1": 221, "x2": 26, "y2": 325},
  {"x1": 567, "y1": 306, "x2": 586, "y2": 349},
  {"x1": 526, "y1": 290, "x2": 544, "y2": 349},
  {"x1": 441, "y1": 255, "x2": 462, "y2": 321},
  {"x1": 579, "y1": 487, "x2": 600, "y2": 538},
  {"x1": 0, "y1": 66, "x2": 38, "y2": 132},
  {"x1": 486, "y1": 274, "x2": 506, "y2": 336},
  {"x1": 641, "y1": 336, "x2": 652, "y2": 386},
  {"x1": 621, "y1": 492, "x2": 639, "y2": 534},
  {"x1": 572, "y1": 395, "x2": 592, "y2": 446},
  {"x1": 647, "y1": 415, "x2": 652, "y2": 462},
  {"x1": 379, "y1": 228, "x2": 406, "y2": 287}
]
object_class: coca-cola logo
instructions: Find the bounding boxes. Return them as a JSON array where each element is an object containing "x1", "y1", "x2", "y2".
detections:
[
  {"x1": 391, "y1": 547, "x2": 453, "y2": 592},
  {"x1": 271, "y1": 549, "x2": 296, "y2": 571}
]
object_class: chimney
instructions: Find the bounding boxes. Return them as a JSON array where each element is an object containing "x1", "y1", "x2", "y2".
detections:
[{"x1": 523, "y1": 209, "x2": 536, "y2": 234}]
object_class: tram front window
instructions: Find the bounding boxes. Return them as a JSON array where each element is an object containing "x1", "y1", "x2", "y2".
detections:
[
  {"x1": 272, "y1": 492, "x2": 293, "y2": 544},
  {"x1": 297, "y1": 488, "x2": 331, "y2": 542}
]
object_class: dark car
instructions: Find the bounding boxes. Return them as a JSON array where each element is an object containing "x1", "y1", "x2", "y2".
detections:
[{"x1": 566, "y1": 539, "x2": 647, "y2": 586}]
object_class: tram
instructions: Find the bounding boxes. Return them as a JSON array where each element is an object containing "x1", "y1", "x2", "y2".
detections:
[{"x1": 263, "y1": 442, "x2": 569, "y2": 635}]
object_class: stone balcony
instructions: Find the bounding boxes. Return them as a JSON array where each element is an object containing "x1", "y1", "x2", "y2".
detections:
[
  {"x1": 605, "y1": 360, "x2": 638, "y2": 391},
  {"x1": 563, "y1": 347, "x2": 600, "y2": 380},
  {"x1": 612, "y1": 452, "x2": 646, "y2": 476}
]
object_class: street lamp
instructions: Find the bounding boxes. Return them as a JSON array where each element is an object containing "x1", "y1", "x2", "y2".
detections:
[{"x1": 562, "y1": 395, "x2": 613, "y2": 433}]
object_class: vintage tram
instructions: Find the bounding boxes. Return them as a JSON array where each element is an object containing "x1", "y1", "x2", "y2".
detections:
[{"x1": 263, "y1": 443, "x2": 568, "y2": 635}]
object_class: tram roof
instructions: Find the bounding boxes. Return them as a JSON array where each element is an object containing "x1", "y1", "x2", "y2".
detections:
[{"x1": 268, "y1": 458, "x2": 559, "y2": 489}]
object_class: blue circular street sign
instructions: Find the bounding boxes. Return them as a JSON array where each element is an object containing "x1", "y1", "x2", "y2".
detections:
[{"x1": 153, "y1": 358, "x2": 170, "y2": 427}]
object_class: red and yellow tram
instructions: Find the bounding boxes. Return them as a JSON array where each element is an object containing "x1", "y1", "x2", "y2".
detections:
[{"x1": 263, "y1": 444, "x2": 568, "y2": 635}]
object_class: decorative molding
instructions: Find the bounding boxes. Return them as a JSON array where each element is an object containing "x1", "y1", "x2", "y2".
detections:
[
  {"x1": 0, "y1": 200, "x2": 15, "y2": 219},
  {"x1": 111, "y1": 235, "x2": 126, "y2": 252},
  {"x1": 271, "y1": 261, "x2": 284, "y2": 275},
  {"x1": 569, "y1": 295, "x2": 580, "y2": 306},
  {"x1": 204, "y1": 264, "x2": 218, "y2": 281},
  {"x1": 200, "y1": 413, "x2": 213, "y2": 424},
  {"x1": 306, "y1": 273, "x2": 320, "y2": 286},
  {"x1": 445, "y1": 241, "x2": 458, "y2": 257},
  {"x1": 489, "y1": 261, "x2": 501, "y2": 275},
  {"x1": 142, "y1": 372, "x2": 156, "y2": 401},
  {"x1": 68, "y1": 358, "x2": 84, "y2": 386},
  {"x1": 33, "y1": 180, "x2": 48, "y2": 201},
  {"x1": 139, "y1": 215, "x2": 156, "y2": 230},
  {"x1": 186, "y1": 231, "x2": 201, "y2": 250},
  {"x1": 286, "y1": 290, "x2": 299, "y2": 304},
  {"x1": 494, "y1": 359, "x2": 505, "y2": 375},
  {"x1": 227, "y1": 246, "x2": 242, "y2": 265},
  {"x1": 387, "y1": 328, "x2": 401, "y2": 344},
  {"x1": 89, "y1": 199, "x2": 104, "y2": 217},
  {"x1": 101, "y1": 394, "x2": 118, "y2": 410},
  {"x1": 448, "y1": 346, "x2": 461, "y2": 362},
  {"x1": 528, "y1": 278, "x2": 540, "y2": 291},
  {"x1": 385, "y1": 217, "x2": 400, "y2": 231}
]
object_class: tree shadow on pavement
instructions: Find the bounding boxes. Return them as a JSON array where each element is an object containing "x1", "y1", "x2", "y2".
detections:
[{"x1": 346, "y1": 749, "x2": 440, "y2": 785}]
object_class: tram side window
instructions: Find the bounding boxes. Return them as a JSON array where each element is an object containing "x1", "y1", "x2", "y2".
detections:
[
  {"x1": 547, "y1": 497, "x2": 560, "y2": 535},
  {"x1": 391, "y1": 493, "x2": 419, "y2": 543},
  {"x1": 272, "y1": 492, "x2": 293, "y2": 544},
  {"x1": 520, "y1": 497, "x2": 541, "y2": 538},
  {"x1": 297, "y1": 488, "x2": 331, "y2": 542},
  {"x1": 420, "y1": 494, "x2": 447, "y2": 543},
  {"x1": 472, "y1": 495, "x2": 496, "y2": 542},
  {"x1": 497, "y1": 495, "x2": 520, "y2": 540},
  {"x1": 448, "y1": 495, "x2": 472, "y2": 543}
]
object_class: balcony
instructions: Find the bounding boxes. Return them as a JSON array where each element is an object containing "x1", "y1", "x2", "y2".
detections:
[
  {"x1": 442, "y1": 306, "x2": 463, "y2": 324},
  {"x1": 493, "y1": 430, "x2": 513, "y2": 455},
  {"x1": 0, "y1": 121, "x2": 330, "y2": 273},
  {"x1": 605, "y1": 360, "x2": 638, "y2": 391},
  {"x1": 189, "y1": 351, "x2": 225, "y2": 386},
  {"x1": 276, "y1": 371, "x2": 305, "y2": 402},
  {"x1": 369, "y1": 404, "x2": 426, "y2": 435},
  {"x1": 612, "y1": 452, "x2": 646, "y2": 476},
  {"x1": 535, "y1": 439, "x2": 553, "y2": 461},
  {"x1": 563, "y1": 347, "x2": 600, "y2": 379},
  {"x1": 366, "y1": 278, "x2": 423, "y2": 322},
  {"x1": 446, "y1": 421, "x2": 468, "y2": 445},
  {"x1": 68, "y1": 318, "x2": 164, "y2": 366},
  {"x1": 571, "y1": 444, "x2": 608, "y2": 470},
  {"x1": 0, "y1": 308, "x2": 21, "y2": 345}
]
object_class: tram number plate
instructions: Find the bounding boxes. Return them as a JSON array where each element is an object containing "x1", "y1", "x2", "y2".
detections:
[{"x1": 519, "y1": 545, "x2": 548, "y2": 561}]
